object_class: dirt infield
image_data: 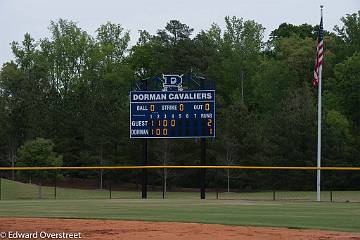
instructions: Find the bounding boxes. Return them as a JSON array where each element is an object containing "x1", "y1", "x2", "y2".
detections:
[{"x1": 1, "y1": 218, "x2": 359, "y2": 240}]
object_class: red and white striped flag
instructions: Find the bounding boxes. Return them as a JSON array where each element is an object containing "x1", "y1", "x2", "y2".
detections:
[{"x1": 312, "y1": 16, "x2": 324, "y2": 87}]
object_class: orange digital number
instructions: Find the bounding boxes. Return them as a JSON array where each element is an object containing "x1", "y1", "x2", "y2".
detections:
[
  {"x1": 205, "y1": 103, "x2": 210, "y2": 111},
  {"x1": 207, "y1": 119, "x2": 212, "y2": 127}
]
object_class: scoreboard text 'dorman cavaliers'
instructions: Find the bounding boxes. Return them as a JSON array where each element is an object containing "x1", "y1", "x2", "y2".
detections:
[{"x1": 130, "y1": 90, "x2": 215, "y2": 138}]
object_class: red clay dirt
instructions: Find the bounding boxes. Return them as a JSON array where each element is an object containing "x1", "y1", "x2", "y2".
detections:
[{"x1": 0, "y1": 217, "x2": 359, "y2": 240}]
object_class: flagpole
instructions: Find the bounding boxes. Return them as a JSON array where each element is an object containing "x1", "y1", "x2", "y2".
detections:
[{"x1": 316, "y1": 5, "x2": 324, "y2": 202}]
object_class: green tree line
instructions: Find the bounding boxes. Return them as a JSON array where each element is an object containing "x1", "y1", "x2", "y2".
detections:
[{"x1": 0, "y1": 11, "x2": 359, "y2": 190}]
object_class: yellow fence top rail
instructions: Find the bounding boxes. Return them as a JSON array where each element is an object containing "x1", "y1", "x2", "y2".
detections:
[{"x1": 0, "y1": 166, "x2": 360, "y2": 171}]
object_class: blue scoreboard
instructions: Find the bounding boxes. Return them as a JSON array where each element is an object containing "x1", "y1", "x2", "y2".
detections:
[{"x1": 130, "y1": 90, "x2": 215, "y2": 138}]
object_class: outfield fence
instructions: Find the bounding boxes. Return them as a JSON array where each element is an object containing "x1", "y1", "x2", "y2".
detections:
[{"x1": 0, "y1": 166, "x2": 359, "y2": 202}]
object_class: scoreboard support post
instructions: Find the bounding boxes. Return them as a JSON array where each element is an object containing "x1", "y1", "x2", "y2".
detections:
[
  {"x1": 200, "y1": 77, "x2": 206, "y2": 200},
  {"x1": 200, "y1": 138, "x2": 206, "y2": 199},
  {"x1": 142, "y1": 139, "x2": 148, "y2": 199},
  {"x1": 142, "y1": 78, "x2": 148, "y2": 199},
  {"x1": 0, "y1": 174, "x2": 2, "y2": 200},
  {"x1": 162, "y1": 166, "x2": 166, "y2": 199}
]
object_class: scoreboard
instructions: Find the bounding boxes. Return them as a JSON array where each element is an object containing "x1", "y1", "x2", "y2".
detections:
[{"x1": 130, "y1": 90, "x2": 215, "y2": 138}]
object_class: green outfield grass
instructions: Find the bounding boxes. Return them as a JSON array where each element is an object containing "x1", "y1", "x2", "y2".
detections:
[
  {"x1": 0, "y1": 178, "x2": 360, "y2": 232},
  {"x1": 0, "y1": 199, "x2": 359, "y2": 232}
]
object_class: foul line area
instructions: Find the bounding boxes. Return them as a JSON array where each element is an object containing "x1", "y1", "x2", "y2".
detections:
[{"x1": 0, "y1": 166, "x2": 360, "y2": 171}]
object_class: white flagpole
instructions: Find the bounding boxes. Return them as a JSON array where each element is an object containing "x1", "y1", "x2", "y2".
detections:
[
  {"x1": 317, "y1": 64, "x2": 322, "y2": 202},
  {"x1": 317, "y1": 5, "x2": 324, "y2": 202}
]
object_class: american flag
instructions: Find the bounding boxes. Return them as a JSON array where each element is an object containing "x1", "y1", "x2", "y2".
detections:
[{"x1": 312, "y1": 16, "x2": 324, "y2": 87}]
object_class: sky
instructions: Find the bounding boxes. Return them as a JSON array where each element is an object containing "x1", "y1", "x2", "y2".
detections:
[{"x1": 0, "y1": 0, "x2": 359, "y2": 65}]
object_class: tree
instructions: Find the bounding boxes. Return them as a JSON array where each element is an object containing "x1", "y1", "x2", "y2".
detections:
[
  {"x1": 163, "y1": 20, "x2": 194, "y2": 44},
  {"x1": 0, "y1": 94, "x2": 8, "y2": 164},
  {"x1": 152, "y1": 139, "x2": 176, "y2": 196},
  {"x1": 81, "y1": 21, "x2": 132, "y2": 189},
  {"x1": 333, "y1": 52, "x2": 360, "y2": 130},
  {"x1": 96, "y1": 22, "x2": 130, "y2": 67},
  {"x1": 272, "y1": 35, "x2": 315, "y2": 86},
  {"x1": 251, "y1": 58, "x2": 292, "y2": 113},
  {"x1": 216, "y1": 106, "x2": 239, "y2": 192},
  {"x1": 193, "y1": 24, "x2": 222, "y2": 73},
  {"x1": 270, "y1": 23, "x2": 317, "y2": 41},
  {"x1": 42, "y1": 19, "x2": 93, "y2": 94},
  {"x1": 17, "y1": 138, "x2": 62, "y2": 198},
  {"x1": 334, "y1": 10, "x2": 360, "y2": 57},
  {"x1": 266, "y1": 86, "x2": 316, "y2": 165},
  {"x1": 0, "y1": 62, "x2": 29, "y2": 168},
  {"x1": 323, "y1": 110, "x2": 353, "y2": 162},
  {"x1": 219, "y1": 16, "x2": 264, "y2": 105}
]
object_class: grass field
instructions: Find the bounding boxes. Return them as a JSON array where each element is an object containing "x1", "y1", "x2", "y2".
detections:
[
  {"x1": 0, "y1": 199, "x2": 359, "y2": 232},
  {"x1": 0, "y1": 178, "x2": 360, "y2": 232}
]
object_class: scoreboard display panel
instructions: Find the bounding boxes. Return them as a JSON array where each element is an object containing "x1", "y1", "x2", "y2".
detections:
[{"x1": 130, "y1": 90, "x2": 215, "y2": 138}]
